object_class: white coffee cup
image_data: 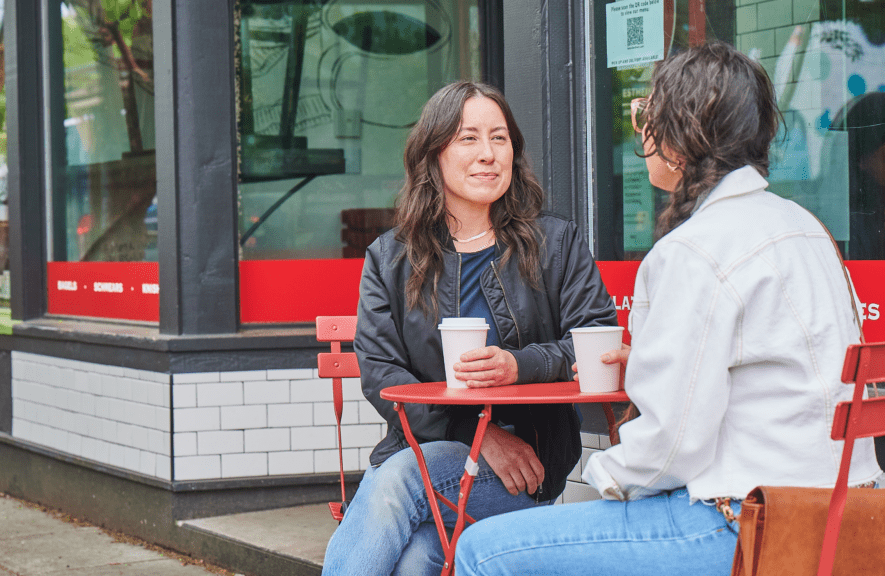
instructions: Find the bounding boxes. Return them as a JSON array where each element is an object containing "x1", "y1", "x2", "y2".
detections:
[
  {"x1": 438, "y1": 318, "x2": 489, "y2": 389},
  {"x1": 571, "y1": 326, "x2": 625, "y2": 393}
]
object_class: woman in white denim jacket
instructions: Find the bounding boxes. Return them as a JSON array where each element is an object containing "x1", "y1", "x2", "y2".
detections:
[{"x1": 455, "y1": 42, "x2": 883, "y2": 576}]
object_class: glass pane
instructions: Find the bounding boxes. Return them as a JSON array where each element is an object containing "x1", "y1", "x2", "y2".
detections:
[
  {"x1": 236, "y1": 0, "x2": 481, "y2": 260},
  {"x1": 594, "y1": 0, "x2": 885, "y2": 261},
  {"x1": 56, "y1": 0, "x2": 156, "y2": 262}
]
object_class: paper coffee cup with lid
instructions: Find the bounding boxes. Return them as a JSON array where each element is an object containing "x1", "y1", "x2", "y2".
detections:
[{"x1": 438, "y1": 318, "x2": 489, "y2": 388}]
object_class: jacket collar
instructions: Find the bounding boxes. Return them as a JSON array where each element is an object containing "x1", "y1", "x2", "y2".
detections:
[{"x1": 693, "y1": 166, "x2": 769, "y2": 215}]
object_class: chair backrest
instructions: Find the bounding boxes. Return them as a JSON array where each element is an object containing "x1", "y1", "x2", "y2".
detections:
[
  {"x1": 316, "y1": 316, "x2": 360, "y2": 522},
  {"x1": 818, "y1": 342, "x2": 885, "y2": 576}
]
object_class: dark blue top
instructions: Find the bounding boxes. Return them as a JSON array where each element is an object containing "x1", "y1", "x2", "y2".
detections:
[{"x1": 459, "y1": 245, "x2": 500, "y2": 348}]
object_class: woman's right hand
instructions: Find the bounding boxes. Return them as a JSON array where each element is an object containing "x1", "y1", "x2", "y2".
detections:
[
  {"x1": 479, "y1": 423, "x2": 545, "y2": 496},
  {"x1": 572, "y1": 343, "x2": 631, "y2": 390}
]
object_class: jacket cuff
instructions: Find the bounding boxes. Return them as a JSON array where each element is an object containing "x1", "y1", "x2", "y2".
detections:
[{"x1": 510, "y1": 346, "x2": 547, "y2": 384}]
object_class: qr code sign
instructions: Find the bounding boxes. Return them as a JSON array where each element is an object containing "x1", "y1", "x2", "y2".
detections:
[{"x1": 627, "y1": 16, "x2": 644, "y2": 48}]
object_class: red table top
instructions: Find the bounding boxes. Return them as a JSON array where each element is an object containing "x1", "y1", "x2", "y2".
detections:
[{"x1": 379, "y1": 381, "x2": 629, "y2": 405}]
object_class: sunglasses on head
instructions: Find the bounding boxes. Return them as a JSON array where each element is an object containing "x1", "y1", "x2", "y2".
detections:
[{"x1": 630, "y1": 97, "x2": 648, "y2": 134}]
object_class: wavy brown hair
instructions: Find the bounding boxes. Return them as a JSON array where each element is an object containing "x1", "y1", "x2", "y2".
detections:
[
  {"x1": 617, "y1": 43, "x2": 781, "y2": 433},
  {"x1": 642, "y1": 42, "x2": 780, "y2": 239},
  {"x1": 395, "y1": 81, "x2": 545, "y2": 316}
]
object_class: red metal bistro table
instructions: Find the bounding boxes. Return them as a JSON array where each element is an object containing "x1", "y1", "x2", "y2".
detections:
[{"x1": 379, "y1": 381, "x2": 629, "y2": 576}]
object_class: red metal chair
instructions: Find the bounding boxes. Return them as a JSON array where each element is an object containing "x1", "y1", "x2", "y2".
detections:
[
  {"x1": 817, "y1": 342, "x2": 885, "y2": 576},
  {"x1": 316, "y1": 315, "x2": 360, "y2": 522}
]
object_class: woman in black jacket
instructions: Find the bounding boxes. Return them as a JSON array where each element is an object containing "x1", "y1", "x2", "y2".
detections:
[{"x1": 321, "y1": 81, "x2": 617, "y2": 576}]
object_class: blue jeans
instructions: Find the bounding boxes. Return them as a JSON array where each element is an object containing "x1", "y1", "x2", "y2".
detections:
[
  {"x1": 455, "y1": 488, "x2": 741, "y2": 576},
  {"x1": 322, "y1": 440, "x2": 543, "y2": 576}
]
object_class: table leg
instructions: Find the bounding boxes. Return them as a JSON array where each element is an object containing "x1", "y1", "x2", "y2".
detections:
[
  {"x1": 601, "y1": 402, "x2": 621, "y2": 446},
  {"x1": 392, "y1": 401, "x2": 493, "y2": 576}
]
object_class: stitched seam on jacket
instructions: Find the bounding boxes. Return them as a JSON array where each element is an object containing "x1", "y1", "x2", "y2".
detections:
[
  {"x1": 643, "y1": 276, "x2": 723, "y2": 490},
  {"x1": 757, "y1": 250, "x2": 840, "y2": 469}
]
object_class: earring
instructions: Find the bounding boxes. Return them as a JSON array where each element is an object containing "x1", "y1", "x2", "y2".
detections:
[{"x1": 666, "y1": 162, "x2": 679, "y2": 172}]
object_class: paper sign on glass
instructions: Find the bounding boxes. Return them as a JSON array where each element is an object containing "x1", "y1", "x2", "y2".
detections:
[{"x1": 606, "y1": 0, "x2": 664, "y2": 68}]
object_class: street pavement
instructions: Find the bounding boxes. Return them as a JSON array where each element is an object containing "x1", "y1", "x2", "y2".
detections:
[{"x1": 0, "y1": 494, "x2": 232, "y2": 576}]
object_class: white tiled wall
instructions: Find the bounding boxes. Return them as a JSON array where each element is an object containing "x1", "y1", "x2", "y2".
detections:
[
  {"x1": 8, "y1": 350, "x2": 606, "y2": 497},
  {"x1": 171, "y1": 369, "x2": 385, "y2": 481},
  {"x1": 11, "y1": 352, "x2": 172, "y2": 480},
  {"x1": 556, "y1": 432, "x2": 609, "y2": 505}
]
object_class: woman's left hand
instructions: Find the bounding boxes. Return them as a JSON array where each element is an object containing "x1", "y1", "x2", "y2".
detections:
[{"x1": 454, "y1": 346, "x2": 518, "y2": 388}]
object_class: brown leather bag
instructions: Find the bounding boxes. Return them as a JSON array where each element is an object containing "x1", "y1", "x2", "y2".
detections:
[{"x1": 730, "y1": 485, "x2": 885, "y2": 576}]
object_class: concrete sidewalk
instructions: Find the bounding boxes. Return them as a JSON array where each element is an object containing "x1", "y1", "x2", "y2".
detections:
[{"x1": 0, "y1": 495, "x2": 237, "y2": 576}]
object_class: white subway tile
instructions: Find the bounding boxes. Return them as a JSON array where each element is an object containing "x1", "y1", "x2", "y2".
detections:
[
  {"x1": 174, "y1": 432, "x2": 198, "y2": 456},
  {"x1": 220, "y1": 405, "x2": 267, "y2": 430},
  {"x1": 221, "y1": 453, "x2": 268, "y2": 478},
  {"x1": 139, "y1": 451, "x2": 157, "y2": 477},
  {"x1": 156, "y1": 455, "x2": 172, "y2": 480},
  {"x1": 117, "y1": 423, "x2": 137, "y2": 449},
  {"x1": 137, "y1": 370, "x2": 171, "y2": 384},
  {"x1": 358, "y1": 402, "x2": 386, "y2": 425},
  {"x1": 60, "y1": 430, "x2": 78, "y2": 454},
  {"x1": 359, "y1": 448, "x2": 373, "y2": 471},
  {"x1": 313, "y1": 401, "x2": 360, "y2": 426},
  {"x1": 315, "y1": 448, "x2": 359, "y2": 473},
  {"x1": 267, "y1": 403, "x2": 313, "y2": 427},
  {"x1": 341, "y1": 378, "x2": 364, "y2": 401},
  {"x1": 599, "y1": 435, "x2": 612, "y2": 449},
  {"x1": 568, "y1": 460, "x2": 583, "y2": 483},
  {"x1": 174, "y1": 407, "x2": 221, "y2": 432},
  {"x1": 130, "y1": 379, "x2": 150, "y2": 404},
  {"x1": 73, "y1": 371, "x2": 91, "y2": 393},
  {"x1": 198, "y1": 430, "x2": 244, "y2": 455},
  {"x1": 244, "y1": 428, "x2": 290, "y2": 453},
  {"x1": 580, "y1": 432, "x2": 600, "y2": 450},
  {"x1": 149, "y1": 429, "x2": 170, "y2": 455},
  {"x1": 146, "y1": 382, "x2": 170, "y2": 407},
  {"x1": 101, "y1": 420, "x2": 119, "y2": 443},
  {"x1": 197, "y1": 382, "x2": 244, "y2": 407},
  {"x1": 290, "y1": 379, "x2": 337, "y2": 403},
  {"x1": 174, "y1": 455, "x2": 221, "y2": 480},
  {"x1": 267, "y1": 368, "x2": 313, "y2": 381},
  {"x1": 290, "y1": 426, "x2": 337, "y2": 450},
  {"x1": 219, "y1": 370, "x2": 267, "y2": 383},
  {"x1": 93, "y1": 439, "x2": 111, "y2": 464},
  {"x1": 80, "y1": 393, "x2": 96, "y2": 417},
  {"x1": 244, "y1": 381, "x2": 289, "y2": 405},
  {"x1": 340, "y1": 424, "x2": 383, "y2": 448},
  {"x1": 101, "y1": 374, "x2": 121, "y2": 398},
  {"x1": 268, "y1": 451, "x2": 313, "y2": 475},
  {"x1": 560, "y1": 481, "x2": 600, "y2": 504},
  {"x1": 155, "y1": 407, "x2": 171, "y2": 431},
  {"x1": 173, "y1": 372, "x2": 220, "y2": 384},
  {"x1": 80, "y1": 437, "x2": 98, "y2": 461},
  {"x1": 173, "y1": 384, "x2": 197, "y2": 408},
  {"x1": 123, "y1": 446, "x2": 141, "y2": 472}
]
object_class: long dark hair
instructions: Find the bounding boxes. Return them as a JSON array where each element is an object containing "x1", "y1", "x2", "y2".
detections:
[
  {"x1": 618, "y1": 43, "x2": 781, "y2": 433},
  {"x1": 643, "y1": 42, "x2": 780, "y2": 238},
  {"x1": 395, "y1": 81, "x2": 544, "y2": 316}
]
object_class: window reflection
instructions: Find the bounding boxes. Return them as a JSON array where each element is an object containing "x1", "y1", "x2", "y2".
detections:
[
  {"x1": 58, "y1": 0, "x2": 156, "y2": 262},
  {"x1": 602, "y1": 0, "x2": 885, "y2": 261},
  {"x1": 236, "y1": 0, "x2": 480, "y2": 260}
]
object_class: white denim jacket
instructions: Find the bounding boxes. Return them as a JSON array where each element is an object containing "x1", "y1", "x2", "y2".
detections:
[{"x1": 584, "y1": 166, "x2": 883, "y2": 502}]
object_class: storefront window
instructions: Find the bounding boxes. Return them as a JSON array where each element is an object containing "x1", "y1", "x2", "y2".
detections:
[
  {"x1": 236, "y1": 0, "x2": 482, "y2": 322},
  {"x1": 590, "y1": 0, "x2": 885, "y2": 341},
  {"x1": 54, "y1": 0, "x2": 156, "y2": 263},
  {"x1": 42, "y1": 1, "x2": 158, "y2": 323},
  {"x1": 593, "y1": 0, "x2": 885, "y2": 261}
]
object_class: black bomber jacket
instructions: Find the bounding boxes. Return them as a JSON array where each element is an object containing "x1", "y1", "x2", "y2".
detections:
[{"x1": 354, "y1": 213, "x2": 618, "y2": 501}]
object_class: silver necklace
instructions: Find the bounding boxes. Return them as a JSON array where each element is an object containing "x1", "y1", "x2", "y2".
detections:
[{"x1": 452, "y1": 228, "x2": 491, "y2": 243}]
